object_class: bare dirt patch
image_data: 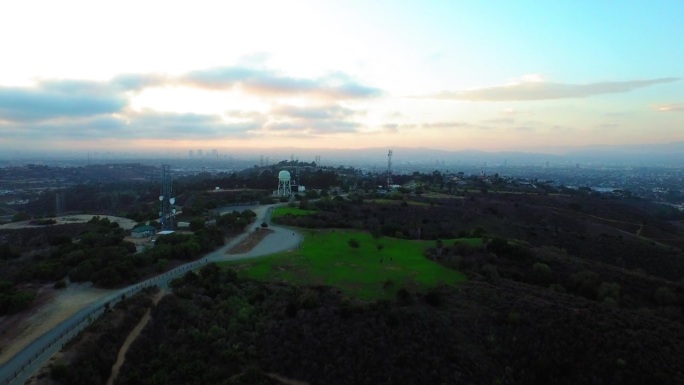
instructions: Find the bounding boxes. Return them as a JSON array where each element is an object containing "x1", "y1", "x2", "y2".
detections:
[
  {"x1": 0, "y1": 282, "x2": 114, "y2": 365},
  {"x1": 0, "y1": 214, "x2": 137, "y2": 230},
  {"x1": 227, "y1": 228, "x2": 274, "y2": 254}
]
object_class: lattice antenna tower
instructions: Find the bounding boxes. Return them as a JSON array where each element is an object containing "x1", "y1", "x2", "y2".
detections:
[
  {"x1": 386, "y1": 149, "x2": 393, "y2": 190},
  {"x1": 159, "y1": 164, "x2": 176, "y2": 230}
]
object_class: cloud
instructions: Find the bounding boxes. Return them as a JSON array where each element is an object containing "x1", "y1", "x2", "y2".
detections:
[
  {"x1": 0, "y1": 110, "x2": 260, "y2": 142},
  {"x1": 111, "y1": 73, "x2": 168, "y2": 90},
  {"x1": 0, "y1": 65, "x2": 381, "y2": 124},
  {"x1": 422, "y1": 121, "x2": 492, "y2": 130},
  {"x1": 550, "y1": 124, "x2": 575, "y2": 132},
  {"x1": 0, "y1": 81, "x2": 127, "y2": 122},
  {"x1": 596, "y1": 123, "x2": 620, "y2": 129},
  {"x1": 655, "y1": 103, "x2": 684, "y2": 112},
  {"x1": 271, "y1": 104, "x2": 360, "y2": 120},
  {"x1": 382, "y1": 123, "x2": 399, "y2": 133},
  {"x1": 427, "y1": 77, "x2": 679, "y2": 101},
  {"x1": 483, "y1": 117, "x2": 515, "y2": 124},
  {"x1": 0, "y1": 65, "x2": 382, "y2": 145},
  {"x1": 263, "y1": 119, "x2": 359, "y2": 135},
  {"x1": 259, "y1": 103, "x2": 363, "y2": 135},
  {"x1": 0, "y1": 115, "x2": 126, "y2": 140},
  {"x1": 127, "y1": 110, "x2": 258, "y2": 139},
  {"x1": 179, "y1": 66, "x2": 381, "y2": 100}
]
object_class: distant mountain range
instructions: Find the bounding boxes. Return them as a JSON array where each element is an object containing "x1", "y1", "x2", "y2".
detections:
[
  {"x1": 2, "y1": 141, "x2": 683, "y2": 168},
  {"x1": 228, "y1": 141, "x2": 684, "y2": 167}
]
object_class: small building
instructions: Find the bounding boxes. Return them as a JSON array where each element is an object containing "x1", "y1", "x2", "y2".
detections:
[{"x1": 131, "y1": 225, "x2": 155, "y2": 238}]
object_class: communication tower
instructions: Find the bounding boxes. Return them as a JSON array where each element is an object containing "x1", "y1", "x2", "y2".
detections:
[
  {"x1": 277, "y1": 170, "x2": 292, "y2": 197},
  {"x1": 159, "y1": 164, "x2": 176, "y2": 230},
  {"x1": 386, "y1": 149, "x2": 393, "y2": 190}
]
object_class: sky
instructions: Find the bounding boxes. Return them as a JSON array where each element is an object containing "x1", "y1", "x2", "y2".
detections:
[{"x1": 0, "y1": 0, "x2": 682, "y2": 155}]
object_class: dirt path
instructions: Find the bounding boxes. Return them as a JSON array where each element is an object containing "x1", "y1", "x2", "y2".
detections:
[
  {"x1": 106, "y1": 290, "x2": 166, "y2": 385},
  {"x1": 227, "y1": 228, "x2": 274, "y2": 254},
  {"x1": 0, "y1": 214, "x2": 137, "y2": 230},
  {"x1": 266, "y1": 373, "x2": 310, "y2": 385},
  {"x1": 0, "y1": 282, "x2": 114, "y2": 365}
]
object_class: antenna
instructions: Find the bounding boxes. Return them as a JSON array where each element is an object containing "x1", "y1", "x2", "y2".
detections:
[
  {"x1": 160, "y1": 164, "x2": 175, "y2": 230},
  {"x1": 386, "y1": 149, "x2": 393, "y2": 190}
]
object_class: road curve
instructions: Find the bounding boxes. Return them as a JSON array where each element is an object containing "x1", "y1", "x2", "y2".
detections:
[{"x1": 0, "y1": 203, "x2": 300, "y2": 385}]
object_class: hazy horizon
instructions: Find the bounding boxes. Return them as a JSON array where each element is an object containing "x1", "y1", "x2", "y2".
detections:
[{"x1": 1, "y1": 1, "x2": 682, "y2": 153}]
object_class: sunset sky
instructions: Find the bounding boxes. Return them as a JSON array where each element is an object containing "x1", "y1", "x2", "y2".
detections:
[{"x1": 0, "y1": 0, "x2": 682, "y2": 155}]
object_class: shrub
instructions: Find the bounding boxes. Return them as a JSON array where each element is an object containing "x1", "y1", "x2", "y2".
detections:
[
  {"x1": 396, "y1": 288, "x2": 412, "y2": 305},
  {"x1": 481, "y1": 264, "x2": 499, "y2": 281},
  {"x1": 570, "y1": 271, "x2": 601, "y2": 299},
  {"x1": 424, "y1": 289, "x2": 443, "y2": 307},
  {"x1": 654, "y1": 286, "x2": 677, "y2": 306},
  {"x1": 597, "y1": 282, "x2": 620, "y2": 302},
  {"x1": 532, "y1": 262, "x2": 553, "y2": 285}
]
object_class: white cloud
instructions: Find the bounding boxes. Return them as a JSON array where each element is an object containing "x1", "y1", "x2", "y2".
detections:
[
  {"x1": 427, "y1": 77, "x2": 679, "y2": 101},
  {"x1": 655, "y1": 103, "x2": 684, "y2": 112}
]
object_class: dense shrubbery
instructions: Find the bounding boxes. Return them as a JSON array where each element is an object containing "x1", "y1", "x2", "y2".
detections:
[
  {"x1": 6, "y1": 217, "x2": 226, "y2": 295},
  {"x1": 273, "y1": 194, "x2": 684, "y2": 283},
  {"x1": 112, "y1": 267, "x2": 684, "y2": 385},
  {"x1": 0, "y1": 281, "x2": 36, "y2": 315},
  {"x1": 425, "y1": 237, "x2": 683, "y2": 321},
  {"x1": 51, "y1": 287, "x2": 158, "y2": 385}
]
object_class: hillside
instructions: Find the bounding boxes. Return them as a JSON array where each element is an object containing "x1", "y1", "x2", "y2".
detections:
[{"x1": 40, "y1": 192, "x2": 684, "y2": 384}]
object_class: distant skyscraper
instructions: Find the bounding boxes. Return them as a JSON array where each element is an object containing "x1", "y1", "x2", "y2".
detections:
[
  {"x1": 211, "y1": 149, "x2": 218, "y2": 158},
  {"x1": 189, "y1": 150, "x2": 194, "y2": 158},
  {"x1": 198, "y1": 149, "x2": 203, "y2": 158}
]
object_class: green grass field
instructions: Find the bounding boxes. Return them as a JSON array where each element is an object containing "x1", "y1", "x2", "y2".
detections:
[
  {"x1": 222, "y1": 230, "x2": 475, "y2": 300},
  {"x1": 271, "y1": 207, "x2": 317, "y2": 219}
]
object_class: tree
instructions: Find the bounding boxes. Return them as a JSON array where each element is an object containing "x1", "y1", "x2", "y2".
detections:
[
  {"x1": 597, "y1": 282, "x2": 620, "y2": 302},
  {"x1": 654, "y1": 286, "x2": 677, "y2": 306},
  {"x1": 532, "y1": 262, "x2": 553, "y2": 285},
  {"x1": 348, "y1": 238, "x2": 360, "y2": 249},
  {"x1": 11, "y1": 212, "x2": 30, "y2": 222},
  {"x1": 190, "y1": 217, "x2": 206, "y2": 231}
]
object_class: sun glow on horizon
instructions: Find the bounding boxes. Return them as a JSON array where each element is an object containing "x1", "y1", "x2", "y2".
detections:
[{"x1": 0, "y1": 1, "x2": 682, "y2": 154}]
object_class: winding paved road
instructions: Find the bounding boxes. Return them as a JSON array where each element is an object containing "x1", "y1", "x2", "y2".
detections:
[{"x1": 0, "y1": 203, "x2": 301, "y2": 385}]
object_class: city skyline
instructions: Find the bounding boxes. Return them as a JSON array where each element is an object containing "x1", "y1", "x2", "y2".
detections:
[{"x1": 0, "y1": 0, "x2": 682, "y2": 153}]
